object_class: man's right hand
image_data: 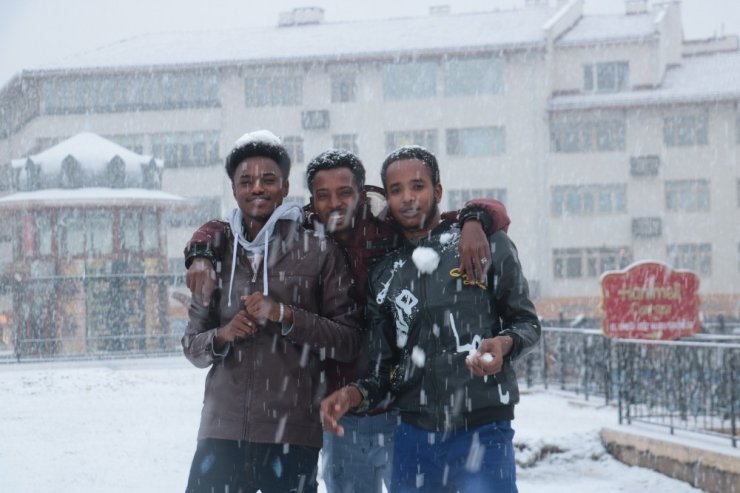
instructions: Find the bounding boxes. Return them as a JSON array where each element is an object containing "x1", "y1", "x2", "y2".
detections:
[
  {"x1": 186, "y1": 258, "x2": 217, "y2": 306},
  {"x1": 320, "y1": 386, "x2": 363, "y2": 436}
]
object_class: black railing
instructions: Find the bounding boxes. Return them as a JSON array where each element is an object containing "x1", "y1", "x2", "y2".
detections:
[
  {"x1": 515, "y1": 327, "x2": 740, "y2": 448},
  {"x1": 0, "y1": 272, "x2": 186, "y2": 362}
]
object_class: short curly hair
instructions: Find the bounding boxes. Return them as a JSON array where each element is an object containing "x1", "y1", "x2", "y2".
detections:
[
  {"x1": 305, "y1": 149, "x2": 366, "y2": 193},
  {"x1": 225, "y1": 138, "x2": 291, "y2": 183},
  {"x1": 380, "y1": 145, "x2": 440, "y2": 188}
]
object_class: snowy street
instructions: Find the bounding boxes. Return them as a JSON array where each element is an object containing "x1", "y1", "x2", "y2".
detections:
[{"x1": 0, "y1": 356, "x2": 705, "y2": 492}]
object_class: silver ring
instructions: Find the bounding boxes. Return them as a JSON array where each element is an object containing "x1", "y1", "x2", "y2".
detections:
[{"x1": 480, "y1": 257, "x2": 489, "y2": 264}]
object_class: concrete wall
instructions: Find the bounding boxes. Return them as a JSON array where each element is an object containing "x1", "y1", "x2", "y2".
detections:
[{"x1": 601, "y1": 427, "x2": 740, "y2": 493}]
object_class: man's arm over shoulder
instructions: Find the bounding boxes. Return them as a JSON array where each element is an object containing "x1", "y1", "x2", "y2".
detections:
[
  {"x1": 282, "y1": 235, "x2": 363, "y2": 363},
  {"x1": 184, "y1": 220, "x2": 230, "y2": 268},
  {"x1": 489, "y1": 230, "x2": 541, "y2": 360},
  {"x1": 441, "y1": 198, "x2": 511, "y2": 234}
]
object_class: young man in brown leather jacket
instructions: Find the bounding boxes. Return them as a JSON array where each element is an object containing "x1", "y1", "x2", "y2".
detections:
[{"x1": 182, "y1": 131, "x2": 362, "y2": 493}]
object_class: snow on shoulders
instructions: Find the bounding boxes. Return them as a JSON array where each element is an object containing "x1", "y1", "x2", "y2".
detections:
[
  {"x1": 234, "y1": 130, "x2": 282, "y2": 148},
  {"x1": 412, "y1": 246, "x2": 440, "y2": 274}
]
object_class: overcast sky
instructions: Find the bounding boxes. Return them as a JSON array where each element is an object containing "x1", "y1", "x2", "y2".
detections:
[{"x1": 1, "y1": 0, "x2": 739, "y2": 88}]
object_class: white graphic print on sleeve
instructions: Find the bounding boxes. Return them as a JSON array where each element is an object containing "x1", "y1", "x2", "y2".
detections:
[
  {"x1": 394, "y1": 289, "x2": 418, "y2": 348},
  {"x1": 377, "y1": 259, "x2": 406, "y2": 304}
]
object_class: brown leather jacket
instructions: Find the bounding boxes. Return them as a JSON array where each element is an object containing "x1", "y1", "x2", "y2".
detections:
[{"x1": 182, "y1": 219, "x2": 362, "y2": 448}]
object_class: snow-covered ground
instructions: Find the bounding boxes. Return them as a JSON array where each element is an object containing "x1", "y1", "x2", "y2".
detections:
[{"x1": 0, "y1": 356, "x2": 707, "y2": 492}]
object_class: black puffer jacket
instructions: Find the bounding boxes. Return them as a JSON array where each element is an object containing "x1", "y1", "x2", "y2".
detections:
[{"x1": 355, "y1": 221, "x2": 540, "y2": 432}]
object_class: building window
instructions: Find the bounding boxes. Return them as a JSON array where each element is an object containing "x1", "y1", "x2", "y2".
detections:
[
  {"x1": 331, "y1": 73, "x2": 357, "y2": 103},
  {"x1": 245, "y1": 76, "x2": 302, "y2": 107},
  {"x1": 667, "y1": 243, "x2": 712, "y2": 276},
  {"x1": 40, "y1": 73, "x2": 219, "y2": 115},
  {"x1": 383, "y1": 61, "x2": 437, "y2": 100},
  {"x1": 550, "y1": 120, "x2": 626, "y2": 153},
  {"x1": 663, "y1": 114, "x2": 708, "y2": 146},
  {"x1": 151, "y1": 132, "x2": 219, "y2": 168},
  {"x1": 118, "y1": 210, "x2": 158, "y2": 253},
  {"x1": 0, "y1": 165, "x2": 11, "y2": 191},
  {"x1": 447, "y1": 189, "x2": 507, "y2": 211},
  {"x1": 107, "y1": 157, "x2": 127, "y2": 188},
  {"x1": 25, "y1": 161, "x2": 42, "y2": 191},
  {"x1": 583, "y1": 62, "x2": 629, "y2": 92},
  {"x1": 632, "y1": 217, "x2": 662, "y2": 238},
  {"x1": 553, "y1": 247, "x2": 631, "y2": 279},
  {"x1": 737, "y1": 179, "x2": 740, "y2": 208},
  {"x1": 87, "y1": 211, "x2": 114, "y2": 255},
  {"x1": 283, "y1": 136, "x2": 304, "y2": 164},
  {"x1": 332, "y1": 134, "x2": 359, "y2": 154},
  {"x1": 665, "y1": 180, "x2": 710, "y2": 212},
  {"x1": 551, "y1": 184, "x2": 626, "y2": 216},
  {"x1": 142, "y1": 212, "x2": 159, "y2": 252},
  {"x1": 141, "y1": 161, "x2": 162, "y2": 189},
  {"x1": 444, "y1": 56, "x2": 504, "y2": 96},
  {"x1": 34, "y1": 213, "x2": 53, "y2": 257},
  {"x1": 57, "y1": 210, "x2": 85, "y2": 256},
  {"x1": 630, "y1": 155, "x2": 660, "y2": 177},
  {"x1": 385, "y1": 129, "x2": 438, "y2": 154},
  {"x1": 56, "y1": 209, "x2": 114, "y2": 257},
  {"x1": 60, "y1": 156, "x2": 83, "y2": 188},
  {"x1": 446, "y1": 127, "x2": 505, "y2": 156}
]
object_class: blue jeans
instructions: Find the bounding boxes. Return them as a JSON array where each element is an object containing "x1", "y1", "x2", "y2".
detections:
[
  {"x1": 321, "y1": 411, "x2": 399, "y2": 493},
  {"x1": 391, "y1": 420, "x2": 517, "y2": 493}
]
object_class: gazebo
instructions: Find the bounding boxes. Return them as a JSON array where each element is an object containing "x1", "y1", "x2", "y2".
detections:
[{"x1": 0, "y1": 133, "x2": 186, "y2": 358}]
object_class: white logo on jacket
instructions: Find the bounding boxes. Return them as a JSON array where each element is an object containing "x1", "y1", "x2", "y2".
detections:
[{"x1": 394, "y1": 289, "x2": 418, "y2": 348}]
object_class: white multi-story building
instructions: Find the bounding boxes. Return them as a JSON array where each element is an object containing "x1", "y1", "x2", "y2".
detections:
[{"x1": 1, "y1": 0, "x2": 738, "y2": 321}]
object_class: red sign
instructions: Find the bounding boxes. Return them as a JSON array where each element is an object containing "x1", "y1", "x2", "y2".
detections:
[{"x1": 600, "y1": 261, "x2": 700, "y2": 340}]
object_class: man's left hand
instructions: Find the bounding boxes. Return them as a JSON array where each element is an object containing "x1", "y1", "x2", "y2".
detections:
[{"x1": 466, "y1": 336, "x2": 513, "y2": 376}]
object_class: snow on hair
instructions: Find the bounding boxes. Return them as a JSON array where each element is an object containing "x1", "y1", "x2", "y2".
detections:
[{"x1": 234, "y1": 130, "x2": 283, "y2": 148}]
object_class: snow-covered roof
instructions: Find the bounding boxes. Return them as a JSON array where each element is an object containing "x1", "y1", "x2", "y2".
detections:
[
  {"x1": 549, "y1": 51, "x2": 740, "y2": 110},
  {"x1": 32, "y1": 8, "x2": 557, "y2": 73},
  {"x1": 556, "y1": 13, "x2": 658, "y2": 46},
  {"x1": 0, "y1": 188, "x2": 185, "y2": 209},
  {"x1": 11, "y1": 132, "x2": 162, "y2": 173}
]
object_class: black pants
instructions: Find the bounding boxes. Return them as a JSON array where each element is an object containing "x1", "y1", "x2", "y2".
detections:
[{"x1": 185, "y1": 438, "x2": 319, "y2": 493}]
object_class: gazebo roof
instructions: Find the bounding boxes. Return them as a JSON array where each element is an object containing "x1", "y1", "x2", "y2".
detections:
[
  {"x1": 0, "y1": 187, "x2": 185, "y2": 210},
  {"x1": 11, "y1": 132, "x2": 163, "y2": 174}
]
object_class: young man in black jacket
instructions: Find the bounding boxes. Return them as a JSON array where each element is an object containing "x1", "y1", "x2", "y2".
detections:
[{"x1": 321, "y1": 145, "x2": 541, "y2": 493}]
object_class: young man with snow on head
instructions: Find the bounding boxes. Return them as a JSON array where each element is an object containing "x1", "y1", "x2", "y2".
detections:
[
  {"x1": 183, "y1": 147, "x2": 511, "y2": 493},
  {"x1": 181, "y1": 131, "x2": 362, "y2": 493},
  {"x1": 320, "y1": 145, "x2": 541, "y2": 493}
]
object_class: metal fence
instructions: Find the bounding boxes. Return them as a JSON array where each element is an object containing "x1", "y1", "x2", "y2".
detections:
[{"x1": 515, "y1": 327, "x2": 740, "y2": 448}]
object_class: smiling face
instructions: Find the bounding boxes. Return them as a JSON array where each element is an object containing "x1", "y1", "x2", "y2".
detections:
[
  {"x1": 231, "y1": 156, "x2": 288, "y2": 236},
  {"x1": 384, "y1": 158, "x2": 442, "y2": 239},
  {"x1": 310, "y1": 167, "x2": 361, "y2": 233}
]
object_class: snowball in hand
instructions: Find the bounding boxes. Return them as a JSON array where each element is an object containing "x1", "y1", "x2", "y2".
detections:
[
  {"x1": 412, "y1": 247, "x2": 440, "y2": 274},
  {"x1": 466, "y1": 351, "x2": 494, "y2": 365}
]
